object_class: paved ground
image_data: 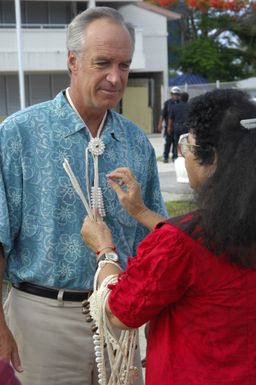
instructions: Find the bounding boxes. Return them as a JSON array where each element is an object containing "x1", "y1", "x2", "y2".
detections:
[{"x1": 147, "y1": 134, "x2": 193, "y2": 201}]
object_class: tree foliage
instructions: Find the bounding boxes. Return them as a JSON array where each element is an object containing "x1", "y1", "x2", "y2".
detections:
[{"x1": 149, "y1": 0, "x2": 256, "y2": 81}]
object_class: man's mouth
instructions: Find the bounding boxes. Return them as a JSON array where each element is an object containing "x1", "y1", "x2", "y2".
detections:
[{"x1": 100, "y1": 88, "x2": 119, "y2": 94}]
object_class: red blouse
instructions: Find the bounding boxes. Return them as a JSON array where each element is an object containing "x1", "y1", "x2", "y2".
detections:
[{"x1": 108, "y1": 218, "x2": 256, "y2": 385}]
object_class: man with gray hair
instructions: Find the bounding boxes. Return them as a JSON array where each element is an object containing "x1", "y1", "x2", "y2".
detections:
[{"x1": 0, "y1": 6, "x2": 166, "y2": 385}]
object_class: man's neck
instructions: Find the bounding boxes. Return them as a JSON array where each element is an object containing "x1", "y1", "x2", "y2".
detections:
[
  {"x1": 83, "y1": 112, "x2": 107, "y2": 138},
  {"x1": 65, "y1": 88, "x2": 107, "y2": 137}
]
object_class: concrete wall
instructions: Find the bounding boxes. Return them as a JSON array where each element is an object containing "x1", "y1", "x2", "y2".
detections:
[
  {"x1": 119, "y1": 4, "x2": 169, "y2": 100},
  {"x1": 0, "y1": 27, "x2": 145, "y2": 72},
  {"x1": 122, "y1": 84, "x2": 153, "y2": 133}
]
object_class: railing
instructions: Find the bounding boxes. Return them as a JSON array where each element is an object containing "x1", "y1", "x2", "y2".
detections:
[
  {"x1": 0, "y1": 23, "x2": 67, "y2": 29},
  {"x1": 172, "y1": 81, "x2": 256, "y2": 99}
]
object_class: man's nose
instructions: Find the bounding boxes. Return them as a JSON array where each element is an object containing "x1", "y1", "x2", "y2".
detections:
[{"x1": 106, "y1": 66, "x2": 121, "y2": 85}]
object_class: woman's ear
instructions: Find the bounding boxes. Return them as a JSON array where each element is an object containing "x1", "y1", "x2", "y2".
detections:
[{"x1": 208, "y1": 150, "x2": 217, "y2": 177}]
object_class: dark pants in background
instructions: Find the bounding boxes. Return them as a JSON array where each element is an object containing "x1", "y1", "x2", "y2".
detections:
[
  {"x1": 163, "y1": 130, "x2": 174, "y2": 162},
  {"x1": 173, "y1": 125, "x2": 188, "y2": 160}
]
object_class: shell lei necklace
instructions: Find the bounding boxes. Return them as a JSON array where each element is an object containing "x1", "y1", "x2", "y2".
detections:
[
  {"x1": 87, "y1": 260, "x2": 139, "y2": 385},
  {"x1": 64, "y1": 87, "x2": 106, "y2": 219}
]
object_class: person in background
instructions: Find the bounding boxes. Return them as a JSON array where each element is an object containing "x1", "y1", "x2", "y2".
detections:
[
  {"x1": 157, "y1": 86, "x2": 181, "y2": 163},
  {"x1": 82, "y1": 88, "x2": 256, "y2": 385},
  {"x1": 0, "y1": 7, "x2": 166, "y2": 385},
  {"x1": 168, "y1": 91, "x2": 189, "y2": 160}
]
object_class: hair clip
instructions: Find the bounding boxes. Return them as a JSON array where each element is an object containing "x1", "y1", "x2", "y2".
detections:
[{"x1": 240, "y1": 118, "x2": 256, "y2": 130}]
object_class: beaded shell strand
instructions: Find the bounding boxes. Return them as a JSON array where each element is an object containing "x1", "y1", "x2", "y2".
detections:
[
  {"x1": 64, "y1": 87, "x2": 106, "y2": 219},
  {"x1": 88, "y1": 260, "x2": 138, "y2": 385}
]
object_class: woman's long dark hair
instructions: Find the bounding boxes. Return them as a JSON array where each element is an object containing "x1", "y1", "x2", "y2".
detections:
[{"x1": 184, "y1": 88, "x2": 256, "y2": 267}]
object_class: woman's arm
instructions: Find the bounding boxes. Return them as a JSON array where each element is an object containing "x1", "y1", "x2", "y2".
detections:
[
  {"x1": 81, "y1": 216, "x2": 131, "y2": 329},
  {"x1": 107, "y1": 167, "x2": 165, "y2": 231},
  {"x1": 81, "y1": 168, "x2": 165, "y2": 328}
]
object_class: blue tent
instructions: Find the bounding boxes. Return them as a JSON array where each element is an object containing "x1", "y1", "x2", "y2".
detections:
[{"x1": 169, "y1": 73, "x2": 208, "y2": 86}]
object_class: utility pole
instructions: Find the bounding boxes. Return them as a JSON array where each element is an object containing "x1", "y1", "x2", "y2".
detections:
[
  {"x1": 88, "y1": 0, "x2": 96, "y2": 8},
  {"x1": 15, "y1": 0, "x2": 26, "y2": 109}
]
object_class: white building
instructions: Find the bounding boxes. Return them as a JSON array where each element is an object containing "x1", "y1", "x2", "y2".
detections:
[
  {"x1": 236, "y1": 77, "x2": 256, "y2": 99},
  {"x1": 0, "y1": 0, "x2": 181, "y2": 132}
]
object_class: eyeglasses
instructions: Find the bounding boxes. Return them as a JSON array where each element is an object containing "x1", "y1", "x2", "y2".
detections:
[{"x1": 178, "y1": 133, "x2": 200, "y2": 158}]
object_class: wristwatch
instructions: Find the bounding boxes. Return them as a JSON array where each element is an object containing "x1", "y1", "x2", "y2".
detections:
[{"x1": 97, "y1": 251, "x2": 119, "y2": 265}]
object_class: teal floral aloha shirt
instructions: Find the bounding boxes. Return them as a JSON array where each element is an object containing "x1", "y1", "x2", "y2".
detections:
[{"x1": 0, "y1": 91, "x2": 167, "y2": 290}]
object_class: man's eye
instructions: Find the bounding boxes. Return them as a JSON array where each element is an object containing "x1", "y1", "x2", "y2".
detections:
[
  {"x1": 120, "y1": 63, "x2": 130, "y2": 71},
  {"x1": 95, "y1": 62, "x2": 108, "y2": 67}
]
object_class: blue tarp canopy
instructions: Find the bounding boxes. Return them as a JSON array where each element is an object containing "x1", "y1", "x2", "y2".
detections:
[{"x1": 169, "y1": 73, "x2": 208, "y2": 86}]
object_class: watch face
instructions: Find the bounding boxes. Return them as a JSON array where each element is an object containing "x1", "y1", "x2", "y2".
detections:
[{"x1": 105, "y1": 252, "x2": 119, "y2": 262}]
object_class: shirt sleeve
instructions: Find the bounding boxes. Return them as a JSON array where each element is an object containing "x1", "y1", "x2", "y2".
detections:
[
  {"x1": 108, "y1": 224, "x2": 196, "y2": 328},
  {"x1": 161, "y1": 101, "x2": 168, "y2": 120},
  {"x1": 0, "y1": 120, "x2": 23, "y2": 256}
]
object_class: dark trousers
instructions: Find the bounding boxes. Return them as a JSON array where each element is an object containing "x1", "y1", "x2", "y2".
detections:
[
  {"x1": 173, "y1": 130, "x2": 180, "y2": 160},
  {"x1": 173, "y1": 126, "x2": 188, "y2": 160},
  {"x1": 163, "y1": 132, "x2": 174, "y2": 161}
]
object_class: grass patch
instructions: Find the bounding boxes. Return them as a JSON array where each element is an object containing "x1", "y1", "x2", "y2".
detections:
[{"x1": 165, "y1": 200, "x2": 197, "y2": 217}]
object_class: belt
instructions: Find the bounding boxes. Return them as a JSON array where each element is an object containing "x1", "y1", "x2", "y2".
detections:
[{"x1": 12, "y1": 282, "x2": 91, "y2": 302}]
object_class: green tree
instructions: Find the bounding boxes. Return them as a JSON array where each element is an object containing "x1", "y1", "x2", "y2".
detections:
[
  {"x1": 150, "y1": 0, "x2": 256, "y2": 81},
  {"x1": 175, "y1": 36, "x2": 247, "y2": 81},
  {"x1": 232, "y1": 7, "x2": 256, "y2": 76}
]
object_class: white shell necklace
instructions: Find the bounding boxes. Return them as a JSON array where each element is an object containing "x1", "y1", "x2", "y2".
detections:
[
  {"x1": 64, "y1": 87, "x2": 107, "y2": 219},
  {"x1": 87, "y1": 261, "x2": 139, "y2": 385}
]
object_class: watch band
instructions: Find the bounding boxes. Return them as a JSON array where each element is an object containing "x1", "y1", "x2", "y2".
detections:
[{"x1": 97, "y1": 251, "x2": 119, "y2": 266}]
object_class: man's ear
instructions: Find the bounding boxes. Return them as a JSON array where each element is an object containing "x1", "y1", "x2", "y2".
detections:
[{"x1": 67, "y1": 50, "x2": 78, "y2": 74}]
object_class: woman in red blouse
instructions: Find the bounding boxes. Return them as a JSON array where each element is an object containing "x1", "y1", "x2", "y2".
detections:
[{"x1": 82, "y1": 88, "x2": 256, "y2": 385}]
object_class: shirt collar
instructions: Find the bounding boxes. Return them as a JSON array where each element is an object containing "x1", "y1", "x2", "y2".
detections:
[{"x1": 55, "y1": 90, "x2": 121, "y2": 141}]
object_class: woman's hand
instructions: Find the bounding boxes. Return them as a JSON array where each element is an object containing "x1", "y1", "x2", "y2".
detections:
[
  {"x1": 81, "y1": 215, "x2": 114, "y2": 255},
  {"x1": 108, "y1": 167, "x2": 165, "y2": 231},
  {"x1": 81, "y1": 216, "x2": 127, "y2": 329},
  {"x1": 107, "y1": 168, "x2": 147, "y2": 219}
]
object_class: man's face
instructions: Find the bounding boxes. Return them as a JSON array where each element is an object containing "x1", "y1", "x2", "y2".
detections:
[
  {"x1": 68, "y1": 19, "x2": 133, "y2": 113},
  {"x1": 171, "y1": 93, "x2": 180, "y2": 102}
]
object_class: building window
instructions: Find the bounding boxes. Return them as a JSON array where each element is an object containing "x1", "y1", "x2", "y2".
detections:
[{"x1": 0, "y1": 73, "x2": 69, "y2": 117}]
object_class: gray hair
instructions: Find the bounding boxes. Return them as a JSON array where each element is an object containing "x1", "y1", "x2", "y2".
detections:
[{"x1": 66, "y1": 7, "x2": 135, "y2": 55}]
